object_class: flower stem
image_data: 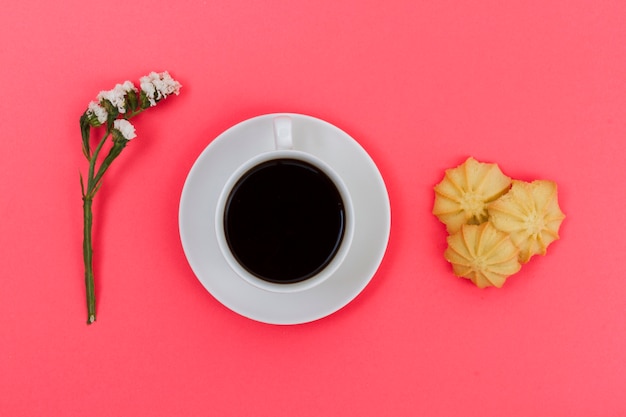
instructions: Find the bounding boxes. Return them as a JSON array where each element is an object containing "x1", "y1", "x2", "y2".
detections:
[{"x1": 83, "y1": 195, "x2": 96, "y2": 324}]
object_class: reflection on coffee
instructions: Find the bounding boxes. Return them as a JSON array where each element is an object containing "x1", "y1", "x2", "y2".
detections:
[{"x1": 224, "y1": 158, "x2": 345, "y2": 284}]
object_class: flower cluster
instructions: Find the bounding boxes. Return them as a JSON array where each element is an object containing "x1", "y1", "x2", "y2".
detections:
[
  {"x1": 140, "y1": 71, "x2": 182, "y2": 107},
  {"x1": 80, "y1": 71, "x2": 181, "y2": 324},
  {"x1": 112, "y1": 119, "x2": 137, "y2": 141},
  {"x1": 83, "y1": 71, "x2": 181, "y2": 145}
]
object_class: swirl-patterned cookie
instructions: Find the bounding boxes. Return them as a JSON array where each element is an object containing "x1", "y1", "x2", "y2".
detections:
[
  {"x1": 488, "y1": 180, "x2": 565, "y2": 263},
  {"x1": 444, "y1": 222, "x2": 521, "y2": 288},
  {"x1": 433, "y1": 157, "x2": 511, "y2": 233}
]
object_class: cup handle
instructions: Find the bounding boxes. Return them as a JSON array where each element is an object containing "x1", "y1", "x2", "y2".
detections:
[{"x1": 273, "y1": 116, "x2": 293, "y2": 150}]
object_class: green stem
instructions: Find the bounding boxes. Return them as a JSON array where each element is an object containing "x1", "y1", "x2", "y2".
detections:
[
  {"x1": 125, "y1": 108, "x2": 146, "y2": 119},
  {"x1": 87, "y1": 130, "x2": 111, "y2": 193},
  {"x1": 83, "y1": 196, "x2": 96, "y2": 324},
  {"x1": 92, "y1": 140, "x2": 126, "y2": 188},
  {"x1": 82, "y1": 129, "x2": 110, "y2": 324},
  {"x1": 81, "y1": 124, "x2": 131, "y2": 324}
]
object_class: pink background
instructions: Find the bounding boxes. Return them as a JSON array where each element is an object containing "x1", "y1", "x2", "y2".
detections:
[{"x1": 1, "y1": 0, "x2": 625, "y2": 415}]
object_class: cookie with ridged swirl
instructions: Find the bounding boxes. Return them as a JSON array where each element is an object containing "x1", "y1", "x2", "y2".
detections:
[
  {"x1": 433, "y1": 157, "x2": 511, "y2": 233},
  {"x1": 444, "y1": 222, "x2": 522, "y2": 288},
  {"x1": 488, "y1": 180, "x2": 565, "y2": 263}
]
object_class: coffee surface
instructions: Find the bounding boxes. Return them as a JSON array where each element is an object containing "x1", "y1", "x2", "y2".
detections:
[{"x1": 224, "y1": 158, "x2": 345, "y2": 283}]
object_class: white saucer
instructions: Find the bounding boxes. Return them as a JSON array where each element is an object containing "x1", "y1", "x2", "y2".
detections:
[{"x1": 179, "y1": 113, "x2": 391, "y2": 324}]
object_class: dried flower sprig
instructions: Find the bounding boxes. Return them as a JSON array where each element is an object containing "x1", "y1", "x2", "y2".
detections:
[{"x1": 80, "y1": 71, "x2": 181, "y2": 324}]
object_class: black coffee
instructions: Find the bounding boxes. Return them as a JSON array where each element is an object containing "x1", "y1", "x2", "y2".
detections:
[{"x1": 224, "y1": 158, "x2": 345, "y2": 284}]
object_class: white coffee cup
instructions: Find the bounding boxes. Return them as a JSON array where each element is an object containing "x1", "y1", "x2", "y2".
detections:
[{"x1": 215, "y1": 116, "x2": 354, "y2": 293}]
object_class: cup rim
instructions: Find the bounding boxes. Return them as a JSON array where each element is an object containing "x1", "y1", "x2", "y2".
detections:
[{"x1": 215, "y1": 149, "x2": 354, "y2": 294}]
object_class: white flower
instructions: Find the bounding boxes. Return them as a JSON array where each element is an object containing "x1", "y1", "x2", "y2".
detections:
[
  {"x1": 97, "y1": 81, "x2": 136, "y2": 114},
  {"x1": 98, "y1": 87, "x2": 125, "y2": 114},
  {"x1": 120, "y1": 80, "x2": 137, "y2": 94},
  {"x1": 87, "y1": 101, "x2": 108, "y2": 125},
  {"x1": 140, "y1": 71, "x2": 182, "y2": 107},
  {"x1": 140, "y1": 79, "x2": 157, "y2": 107},
  {"x1": 113, "y1": 119, "x2": 137, "y2": 140},
  {"x1": 154, "y1": 71, "x2": 181, "y2": 96}
]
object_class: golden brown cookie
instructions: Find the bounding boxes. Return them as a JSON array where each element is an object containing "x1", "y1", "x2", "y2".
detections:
[
  {"x1": 433, "y1": 157, "x2": 511, "y2": 233},
  {"x1": 488, "y1": 180, "x2": 565, "y2": 263},
  {"x1": 444, "y1": 222, "x2": 521, "y2": 288}
]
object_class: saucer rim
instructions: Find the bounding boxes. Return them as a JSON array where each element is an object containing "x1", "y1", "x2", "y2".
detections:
[{"x1": 179, "y1": 113, "x2": 391, "y2": 324}]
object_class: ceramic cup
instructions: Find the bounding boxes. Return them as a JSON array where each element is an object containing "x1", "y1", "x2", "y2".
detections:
[{"x1": 215, "y1": 116, "x2": 354, "y2": 293}]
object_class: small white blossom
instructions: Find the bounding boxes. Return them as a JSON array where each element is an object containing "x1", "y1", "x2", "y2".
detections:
[
  {"x1": 140, "y1": 80, "x2": 158, "y2": 107},
  {"x1": 154, "y1": 71, "x2": 181, "y2": 96},
  {"x1": 140, "y1": 71, "x2": 182, "y2": 107},
  {"x1": 120, "y1": 80, "x2": 137, "y2": 94},
  {"x1": 113, "y1": 119, "x2": 137, "y2": 140},
  {"x1": 98, "y1": 87, "x2": 125, "y2": 114},
  {"x1": 87, "y1": 101, "x2": 108, "y2": 125},
  {"x1": 97, "y1": 81, "x2": 136, "y2": 114}
]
